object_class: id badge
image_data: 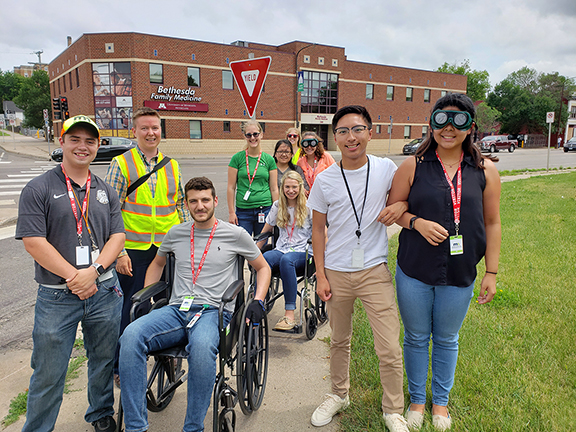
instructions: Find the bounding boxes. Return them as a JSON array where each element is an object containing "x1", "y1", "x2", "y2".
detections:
[
  {"x1": 449, "y1": 235, "x2": 464, "y2": 255},
  {"x1": 243, "y1": 190, "x2": 251, "y2": 201},
  {"x1": 352, "y1": 248, "x2": 364, "y2": 269},
  {"x1": 91, "y1": 248, "x2": 100, "y2": 263},
  {"x1": 187, "y1": 309, "x2": 203, "y2": 328},
  {"x1": 76, "y1": 246, "x2": 90, "y2": 266},
  {"x1": 179, "y1": 296, "x2": 194, "y2": 311},
  {"x1": 258, "y1": 212, "x2": 265, "y2": 224}
]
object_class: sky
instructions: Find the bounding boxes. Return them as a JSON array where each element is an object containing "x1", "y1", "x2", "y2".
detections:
[{"x1": 1, "y1": 0, "x2": 575, "y2": 89}]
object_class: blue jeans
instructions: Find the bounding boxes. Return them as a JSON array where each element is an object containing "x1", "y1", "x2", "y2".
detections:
[
  {"x1": 263, "y1": 249, "x2": 306, "y2": 310},
  {"x1": 119, "y1": 304, "x2": 231, "y2": 432},
  {"x1": 396, "y1": 264, "x2": 474, "y2": 407},
  {"x1": 23, "y1": 272, "x2": 122, "y2": 432},
  {"x1": 235, "y1": 205, "x2": 271, "y2": 236}
]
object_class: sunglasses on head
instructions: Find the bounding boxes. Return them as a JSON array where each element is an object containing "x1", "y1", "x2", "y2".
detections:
[
  {"x1": 430, "y1": 110, "x2": 473, "y2": 130},
  {"x1": 245, "y1": 132, "x2": 260, "y2": 139},
  {"x1": 287, "y1": 134, "x2": 299, "y2": 139},
  {"x1": 301, "y1": 138, "x2": 319, "y2": 148}
]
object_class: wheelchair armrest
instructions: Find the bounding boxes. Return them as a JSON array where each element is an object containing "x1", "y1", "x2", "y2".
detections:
[
  {"x1": 221, "y1": 280, "x2": 245, "y2": 304},
  {"x1": 131, "y1": 281, "x2": 169, "y2": 305},
  {"x1": 254, "y1": 231, "x2": 274, "y2": 243}
]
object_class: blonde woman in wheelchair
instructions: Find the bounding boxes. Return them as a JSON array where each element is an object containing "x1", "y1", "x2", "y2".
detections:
[{"x1": 259, "y1": 171, "x2": 312, "y2": 331}]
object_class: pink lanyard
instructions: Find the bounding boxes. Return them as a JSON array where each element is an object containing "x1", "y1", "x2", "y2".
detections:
[
  {"x1": 62, "y1": 165, "x2": 91, "y2": 241},
  {"x1": 190, "y1": 220, "x2": 218, "y2": 287},
  {"x1": 245, "y1": 150, "x2": 262, "y2": 188},
  {"x1": 435, "y1": 151, "x2": 463, "y2": 235}
]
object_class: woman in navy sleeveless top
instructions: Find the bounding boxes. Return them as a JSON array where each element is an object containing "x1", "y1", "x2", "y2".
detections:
[{"x1": 386, "y1": 94, "x2": 501, "y2": 430}]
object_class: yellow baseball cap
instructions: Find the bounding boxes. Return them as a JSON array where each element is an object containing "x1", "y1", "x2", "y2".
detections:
[{"x1": 61, "y1": 115, "x2": 100, "y2": 140}]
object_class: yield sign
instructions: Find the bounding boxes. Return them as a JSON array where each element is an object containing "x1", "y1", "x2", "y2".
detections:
[{"x1": 230, "y1": 56, "x2": 271, "y2": 118}]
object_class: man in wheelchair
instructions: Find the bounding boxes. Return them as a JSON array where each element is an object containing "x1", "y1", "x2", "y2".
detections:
[{"x1": 118, "y1": 177, "x2": 270, "y2": 432}]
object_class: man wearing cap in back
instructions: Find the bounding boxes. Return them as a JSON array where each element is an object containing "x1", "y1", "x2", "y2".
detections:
[{"x1": 16, "y1": 115, "x2": 126, "y2": 432}]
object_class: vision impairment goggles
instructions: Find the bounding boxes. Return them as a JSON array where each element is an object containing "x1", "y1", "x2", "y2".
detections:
[
  {"x1": 301, "y1": 138, "x2": 319, "y2": 148},
  {"x1": 430, "y1": 110, "x2": 473, "y2": 130}
]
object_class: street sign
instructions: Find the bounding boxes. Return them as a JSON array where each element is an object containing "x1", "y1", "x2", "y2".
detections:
[
  {"x1": 43, "y1": 109, "x2": 49, "y2": 121},
  {"x1": 297, "y1": 71, "x2": 304, "y2": 92},
  {"x1": 546, "y1": 111, "x2": 555, "y2": 123},
  {"x1": 229, "y1": 56, "x2": 271, "y2": 118}
]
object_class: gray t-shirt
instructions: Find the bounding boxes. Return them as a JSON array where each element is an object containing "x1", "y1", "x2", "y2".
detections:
[
  {"x1": 158, "y1": 219, "x2": 261, "y2": 311},
  {"x1": 16, "y1": 165, "x2": 125, "y2": 285}
]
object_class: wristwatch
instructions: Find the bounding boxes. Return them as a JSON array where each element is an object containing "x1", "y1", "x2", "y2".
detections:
[
  {"x1": 91, "y1": 263, "x2": 105, "y2": 276},
  {"x1": 409, "y1": 216, "x2": 420, "y2": 231}
]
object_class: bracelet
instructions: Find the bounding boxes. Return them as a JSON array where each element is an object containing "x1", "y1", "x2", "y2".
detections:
[{"x1": 485, "y1": 271, "x2": 497, "y2": 275}]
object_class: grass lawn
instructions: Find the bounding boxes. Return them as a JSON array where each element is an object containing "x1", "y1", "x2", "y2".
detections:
[{"x1": 339, "y1": 172, "x2": 576, "y2": 431}]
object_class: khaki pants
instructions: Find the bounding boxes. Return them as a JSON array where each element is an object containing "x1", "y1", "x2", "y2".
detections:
[{"x1": 325, "y1": 263, "x2": 404, "y2": 414}]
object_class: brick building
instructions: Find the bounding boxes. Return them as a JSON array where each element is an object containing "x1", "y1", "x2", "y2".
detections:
[{"x1": 48, "y1": 32, "x2": 467, "y2": 155}]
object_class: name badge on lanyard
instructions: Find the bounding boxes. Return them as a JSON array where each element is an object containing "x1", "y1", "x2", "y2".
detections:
[{"x1": 436, "y1": 151, "x2": 464, "y2": 256}]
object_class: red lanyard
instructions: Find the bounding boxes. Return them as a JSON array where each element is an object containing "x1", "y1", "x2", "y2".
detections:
[
  {"x1": 62, "y1": 165, "x2": 91, "y2": 240},
  {"x1": 436, "y1": 151, "x2": 463, "y2": 235},
  {"x1": 190, "y1": 220, "x2": 218, "y2": 287},
  {"x1": 304, "y1": 158, "x2": 317, "y2": 188},
  {"x1": 286, "y1": 211, "x2": 297, "y2": 245},
  {"x1": 245, "y1": 150, "x2": 262, "y2": 188}
]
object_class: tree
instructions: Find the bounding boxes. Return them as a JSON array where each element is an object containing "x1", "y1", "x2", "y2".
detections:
[
  {"x1": 0, "y1": 70, "x2": 25, "y2": 114},
  {"x1": 14, "y1": 70, "x2": 50, "y2": 128},
  {"x1": 437, "y1": 59, "x2": 491, "y2": 102},
  {"x1": 475, "y1": 102, "x2": 501, "y2": 134}
]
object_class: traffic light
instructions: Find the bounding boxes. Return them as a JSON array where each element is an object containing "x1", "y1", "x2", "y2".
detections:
[
  {"x1": 60, "y1": 97, "x2": 69, "y2": 120},
  {"x1": 52, "y1": 97, "x2": 61, "y2": 120}
]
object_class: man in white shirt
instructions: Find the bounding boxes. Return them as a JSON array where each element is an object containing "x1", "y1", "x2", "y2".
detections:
[{"x1": 307, "y1": 105, "x2": 409, "y2": 432}]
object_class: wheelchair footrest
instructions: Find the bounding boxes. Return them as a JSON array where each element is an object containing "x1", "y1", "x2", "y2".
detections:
[{"x1": 272, "y1": 324, "x2": 303, "y2": 334}]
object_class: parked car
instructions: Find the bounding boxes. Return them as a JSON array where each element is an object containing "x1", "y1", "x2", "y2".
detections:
[
  {"x1": 50, "y1": 136, "x2": 137, "y2": 162},
  {"x1": 402, "y1": 138, "x2": 424, "y2": 155},
  {"x1": 476, "y1": 135, "x2": 517, "y2": 153},
  {"x1": 563, "y1": 137, "x2": 576, "y2": 152}
]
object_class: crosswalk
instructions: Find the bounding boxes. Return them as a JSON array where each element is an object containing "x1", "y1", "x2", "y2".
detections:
[{"x1": 0, "y1": 161, "x2": 57, "y2": 206}]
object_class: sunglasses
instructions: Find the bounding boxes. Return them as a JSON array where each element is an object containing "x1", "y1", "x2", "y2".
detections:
[
  {"x1": 245, "y1": 132, "x2": 260, "y2": 139},
  {"x1": 287, "y1": 134, "x2": 299, "y2": 139},
  {"x1": 430, "y1": 110, "x2": 473, "y2": 130},
  {"x1": 301, "y1": 138, "x2": 319, "y2": 148}
]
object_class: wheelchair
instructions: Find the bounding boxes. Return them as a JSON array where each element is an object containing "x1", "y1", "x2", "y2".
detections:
[
  {"x1": 254, "y1": 230, "x2": 327, "y2": 340},
  {"x1": 115, "y1": 252, "x2": 269, "y2": 432}
]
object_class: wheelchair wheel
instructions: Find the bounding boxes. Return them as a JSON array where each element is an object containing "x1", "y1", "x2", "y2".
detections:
[
  {"x1": 218, "y1": 408, "x2": 236, "y2": 432},
  {"x1": 315, "y1": 293, "x2": 328, "y2": 324},
  {"x1": 146, "y1": 356, "x2": 184, "y2": 412},
  {"x1": 264, "y1": 277, "x2": 279, "y2": 312},
  {"x1": 305, "y1": 308, "x2": 318, "y2": 340}
]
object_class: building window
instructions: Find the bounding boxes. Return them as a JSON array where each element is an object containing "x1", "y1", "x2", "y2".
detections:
[
  {"x1": 58, "y1": 79, "x2": 61, "y2": 94},
  {"x1": 92, "y1": 62, "x2": 133, "y2": 131},
  {"x1": 441, "y1": 90, "x2": 447, "y2": 97},
  {"x1": 422, "y1": 125, "x2": 428, "y2": 137},
  {"x1": 406, "y1": 87, "x2": 413, "y2": 102},
  {"x1": 301, "y1": 71, "x2": 339, "y2": 114},
  {"x1": 222, "y1": 70, "x2": 234, "y2": 90},
  {"x1": 424, "y1": 89, "x2": 430, "y2": 103},
  {"x1": 149, "y1": 63, "x2": 163, "y2": 84},
  {"x1": 69, "y1": 72, "x2": 73, "y2": 90},
  {"x1": 223, "y1": 121, "x2": 230, "y2": 132},
  {"x1": 188, "y1": 67, "x2": 200, "y2": 87},
  {"x1": 260, "y1": 122, "x2": 266, "y2": 133},
  {"x1": 404, "y1": 125, "x2": 411, "y2": 139},
  {"x1": 387, "y1": 86, "x2": 394, "y2": 101},
  {"x1": 161, "y1": 119, "x2": 166, "y2": 139},
  {"x1": 63, "y1": 76, "x2": 66, "y2": 92},
  {"x1": 376, "y1": 125, "x2": 381, "y2": 134},
  {"x1": 190, "y1": 120, "x2": 202, "y2": 139},
  {"x1": 75, "y1": 68, "x2": 80, "y2": 87},
  {"x1": 366, "y1": 84, "x2": 374, "y2": 100}
]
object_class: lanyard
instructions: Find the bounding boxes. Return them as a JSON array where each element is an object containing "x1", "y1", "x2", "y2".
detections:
[
  {"x1": 62, "y1": 165, "x2": 91, "y2": 243},
  {"x1": 190, "y1": 220, "x2": 218, "y2": 287},
  {"x1": 304, "y1": 158, "x2": 317, "y2": 188},
  {"x1": 340, "y1": 157, "x2": 370, "y2": 241},
  {"x1": 245, "y1": 150, "x2": 262, "y2": 189},
  {"x1": 436, "y1": 151, "x2": 463, "y2": 235},
  {"x1": 286, "y1": 210, "x2": 297, "y2": 245}
]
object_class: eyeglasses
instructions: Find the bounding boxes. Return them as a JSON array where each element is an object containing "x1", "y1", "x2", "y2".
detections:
[
  {"x1": 334, "y1": 125, "x2": 369, "y2": 137},
  {"x1": 245, "y1": 132, "x2": 260, "y2": 139},
  {"x1": 287, "y1": 134, "x2": 299, "y2": 139},
  {"x1": 430, "y1": 110, "x2": 473, "y2": 130},
  {"x1": 301, "y1": 138, "x2": 319, "y2": 148},
  {"x1": 276, "y1": 150, "x2": 292, "y2": 155}
]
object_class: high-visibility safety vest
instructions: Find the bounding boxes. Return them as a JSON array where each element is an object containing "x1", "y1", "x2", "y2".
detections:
[{"x1": 115, "y1": 148, "x2": 181, "y2": 250}]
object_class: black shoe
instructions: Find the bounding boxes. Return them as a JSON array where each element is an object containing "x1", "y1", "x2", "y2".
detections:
[{"x1": 92, "y1": 415, "x2": 117, "y2": 432}]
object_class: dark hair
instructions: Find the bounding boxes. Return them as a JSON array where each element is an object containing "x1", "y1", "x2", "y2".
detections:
[
  {"x1": 302, "y1": 131, "x2": 325, "y2": 158},
  {"x1": 185, "y1": 176, "x2": 216, "y2": 198},
  {"x1": 416, "y1": 93, "x2": 486, "y2": 169},
  {"x1": 273, "y1": 139, "x2": 297, "y2": 170},
  {"x1": 332, "y1": 105, "x2": 372, "y2": 133}
]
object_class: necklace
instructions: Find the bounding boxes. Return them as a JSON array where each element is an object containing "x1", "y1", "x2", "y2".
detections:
[{"x1": 439, "y1": 158, "x2": 461, "y2": 168}]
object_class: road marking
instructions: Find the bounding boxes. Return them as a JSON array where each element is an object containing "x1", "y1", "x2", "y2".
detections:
[
  {"x1": 0, "y1": 199, "x2": 16, "y2": 205},
  {"x1": 0, "y1": 179, "x2": 36, "y2": 183},
  {"x1": 0, "y1": 191, "x2": 22, "y2": 196},
  {"x1": 0, "y1": 225, "x2": 16, "y2": 240},
  {"x1": 7, "y1": 174, "x2": 41, "y2": 178},
  {"x1": 0, "y1": 161, "x2": 12, "y2": 164},
  {"x1": 0, "y1": 184, "x2": 27, "y2": 188},
  {"x1": 19, "y1": 171, "x2": 47, "y2": 174}
]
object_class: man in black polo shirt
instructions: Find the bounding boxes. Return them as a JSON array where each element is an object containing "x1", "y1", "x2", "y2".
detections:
[{"x1": 16, "y1": 115, "x2": 126, "y2": 432}]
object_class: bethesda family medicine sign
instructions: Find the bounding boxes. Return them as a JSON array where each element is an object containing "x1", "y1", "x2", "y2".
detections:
[{"x1": 150, "y1": 86, "x2": 202, "y2": 102}]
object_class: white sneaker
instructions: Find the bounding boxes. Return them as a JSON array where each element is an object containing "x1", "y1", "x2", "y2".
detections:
[
  {"x1": 311, "y1": 393, "x2": 350, "y2": 427},
  {"x1": 384, "y1": 413, "x2": 410, "y2": 432}
]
